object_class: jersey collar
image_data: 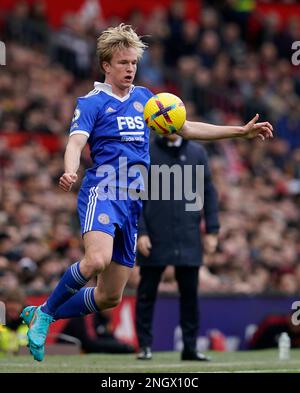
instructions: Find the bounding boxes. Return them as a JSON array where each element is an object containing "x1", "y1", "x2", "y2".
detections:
[{"x1": 93, "y1": 82, "x2": 135, "y2": 102}]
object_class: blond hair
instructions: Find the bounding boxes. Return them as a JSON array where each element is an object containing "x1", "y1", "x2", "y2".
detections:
[{"x1": 97, "y1": 24, "x2": 147, "y2": 72}]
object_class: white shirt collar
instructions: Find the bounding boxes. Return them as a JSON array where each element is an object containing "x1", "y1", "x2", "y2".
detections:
[{"x1": 93, "y1": 81, "x2": 135, "y2": 101}]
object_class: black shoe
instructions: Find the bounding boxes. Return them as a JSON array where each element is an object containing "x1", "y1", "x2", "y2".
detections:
[
  {"x1": 137, "y1": 347, "x2": 152, "y2": 360},
  {"x1": 181, "y1": 350, "x2": 211, "y2": 361}
]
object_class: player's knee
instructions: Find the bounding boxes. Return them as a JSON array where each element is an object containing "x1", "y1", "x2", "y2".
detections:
[
  {"x1": 82, "y1": 254, "x2": 110, "y2": 275},
  {"x1": 105, "y1": 294, "x2": 122, "y2": 308},
  {"x1": 95, "y1": 292, "x2": 122, "y2": 309}
]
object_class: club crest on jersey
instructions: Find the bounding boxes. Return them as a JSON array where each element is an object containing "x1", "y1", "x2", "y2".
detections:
[
  {"x1": 72, "y1": 108, "x2": 81, "y2": 122},
  {"x1": 98, "y1": 213, "x2": 110, "y2": 225},
  {"x1": 133, "y1": 101, "x2": 144, "y2": 113}
]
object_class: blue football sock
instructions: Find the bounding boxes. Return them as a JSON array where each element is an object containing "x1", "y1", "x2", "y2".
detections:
[
  {"x1": 41, "y1": 262, "x2": 89, "y2": 317},
  {"x1": 53, "y1": 287, "x2": 99, "y2": 319}
]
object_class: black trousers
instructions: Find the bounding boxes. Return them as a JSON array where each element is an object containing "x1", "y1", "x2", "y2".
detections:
[{"x1": 135, "y1": 265, "x2": 200, "y2": 352}]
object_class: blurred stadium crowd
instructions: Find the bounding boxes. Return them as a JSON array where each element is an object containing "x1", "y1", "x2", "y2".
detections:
[{"x1": 0, "y1": 0, "x2": 300, "y2": 295}]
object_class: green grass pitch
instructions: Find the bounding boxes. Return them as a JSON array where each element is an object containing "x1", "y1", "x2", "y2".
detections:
[{"x1": 1, "y1": 349, "x2": 300, "y2": 373}]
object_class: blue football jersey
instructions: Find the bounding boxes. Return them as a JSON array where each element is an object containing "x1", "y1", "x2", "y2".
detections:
[{"x1": 69, "y1": 82, "x2": 153, "y2": 190}]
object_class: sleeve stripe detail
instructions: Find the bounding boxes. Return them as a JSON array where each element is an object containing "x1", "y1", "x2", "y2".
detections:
[{"x1": 69, "y1": 130, "x2": 90, "y2": 137}]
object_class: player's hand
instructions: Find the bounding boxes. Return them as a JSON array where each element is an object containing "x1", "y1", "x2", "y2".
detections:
[
  {"x1": 242, "y1": 114, "x2": 273, "y2": 141},
  {"x1": 204, "y1": 233, "x2": 218, "y2": 254},
  {"x1": 137, "y1": 235, "x2": 152, "y2": 257},
  {"x1": 59, "y1": 173, "x2": 78, "y2": 192}
]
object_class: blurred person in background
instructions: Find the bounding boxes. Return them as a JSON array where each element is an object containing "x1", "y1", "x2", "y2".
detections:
[
  {"x1": 135, "y1": 133, "x2": 220, "y2": 361},
  {"x1": 248, "y1": 312, "x2": 300, "y2": 350},
  {"x1": 0, "y1": 289, "x2": 28, "y2": 354}
]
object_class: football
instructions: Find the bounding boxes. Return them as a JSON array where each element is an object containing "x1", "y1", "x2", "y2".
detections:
[{"x1": 143, "y1": 92, "x2": 186, "y2": 135}]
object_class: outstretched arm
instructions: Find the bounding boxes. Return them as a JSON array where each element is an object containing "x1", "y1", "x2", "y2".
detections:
[
  {"x1": 59, "y1": 134, "x2": 88, "y2": 192},
  {"x1": 178, "y1": 114, "x2": 273, "y2": 141}
]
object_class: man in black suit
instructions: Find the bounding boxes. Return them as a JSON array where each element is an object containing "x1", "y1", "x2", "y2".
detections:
[{"x1": 135, "y1": 133, "x2": 220, "y2": 361}]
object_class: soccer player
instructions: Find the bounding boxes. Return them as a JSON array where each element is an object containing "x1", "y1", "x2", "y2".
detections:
[{"x1": 21, "y1": 24, "x2": 273, "y2": 361}]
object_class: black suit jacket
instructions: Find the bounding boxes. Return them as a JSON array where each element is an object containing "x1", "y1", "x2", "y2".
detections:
[{"x1": 137, "y1": 136, "x2": 219, "y2": 267}]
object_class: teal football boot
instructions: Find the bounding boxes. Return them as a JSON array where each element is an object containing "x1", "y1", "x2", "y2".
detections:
[
  {"x1": 29, "y1": 341, "x2": 45, "y2": 362},
  {"x1": 21, "y1": 306, "x2": 43, "y2": 361},
  {"x1": 27, "y1": 306, "x2": 54, "y2": 347},
  {"x1": 21, "y1": 306, "x2": 53, "y2": 361}
]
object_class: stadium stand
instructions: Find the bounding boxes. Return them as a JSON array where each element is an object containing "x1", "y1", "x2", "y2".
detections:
[{"x1": 0, "y1": 0, "x2": 299, "y2": 299}]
